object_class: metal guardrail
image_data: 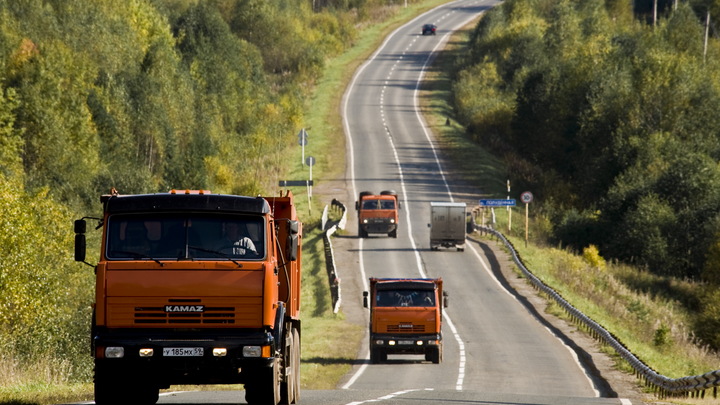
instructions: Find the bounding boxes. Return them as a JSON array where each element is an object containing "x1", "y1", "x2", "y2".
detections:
[
  {"x1": 319, "y1": 201, "x2": 720, "y2": 397},
  {"x1": 321, "y1": 199, "x2": 347, "y2": 314},
  {"x1": 475, "y1": 223, "x2": 720, "y2": 399}
]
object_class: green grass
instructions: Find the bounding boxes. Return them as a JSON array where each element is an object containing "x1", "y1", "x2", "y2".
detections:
[
  {"x1": 293, "y1": 0, "x2": 453, "y2": 390},
  {"x1": 289, "y1": 0, "x2": 452, "y2": 194},
  {"x1": 0, "y1": 383, "x2": 93, "y2": 405},
  {"x1": 0, "y1": 2, "x2": 454, "y2": 404},
  {"x1": 14, "y1": 1, "x2": 718, "y2": 403}
]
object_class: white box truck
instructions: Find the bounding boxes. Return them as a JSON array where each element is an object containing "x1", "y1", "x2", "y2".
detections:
[{"x1": 429, "y1": 202, "x2": 467, "y2": 251}]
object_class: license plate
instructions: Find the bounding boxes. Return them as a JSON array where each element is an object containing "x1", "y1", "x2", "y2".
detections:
[
  {"x1": 398, "y1": 340, "x2": 414, "y2": 345},
  {"x1": 163, "y1": 347, "x2": 204, "y2": 357}
]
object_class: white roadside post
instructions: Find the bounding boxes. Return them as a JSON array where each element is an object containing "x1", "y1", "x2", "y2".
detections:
[
  {"x1": 520, "y1": 191, "x2": 534, "y2": 247},
  {"x1": 298, "y1": 128, "x2": 308, "y2": 167},
  {"x1": 306, "y1": 156, "x2": 315, "y2": 213}
]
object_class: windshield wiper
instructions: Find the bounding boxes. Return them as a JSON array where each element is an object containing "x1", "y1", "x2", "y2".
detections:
[
  {"x1": 109, "y1": 250, "x2": 164, "y2": 266},
  {"x1": 188, "y1": 246, "x2": 243, "y2": 267}
]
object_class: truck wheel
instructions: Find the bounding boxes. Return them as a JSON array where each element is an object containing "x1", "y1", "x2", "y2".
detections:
[
  {"x1": 95, "y1": 372, "x2": 159, "y2": 405},
  {"x1": 370, "y1": 347, "x2": 384, "y2": 364},
  {"x1": 428, "y1": 347, "x2": 441, "y2": 364},
  {"x1": 245, "y1": 359, "x2": 280, "y2": 405},
  {"x1": 280, "y1": 329, "x2": 293, "y2": 404},
  {"x1": 389, "y1": 229, "x2": 397, "y2": 238},
  {"x1": 292, "y1": 329, "x2": 301, "y2": 403},
  {"x1": 359, "y1": 227, "x2": 368, "y2": 238},
  {"x1": 280, "y1": 327, "x2": 301, "y2": 404}
]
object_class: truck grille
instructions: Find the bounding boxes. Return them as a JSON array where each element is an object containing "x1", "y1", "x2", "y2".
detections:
[
  {"x1": 106, "y1": 297, "x2": 263, "y2": 326},
  {"x1": 386, "y1": 324, "x2": 425, "y2": 333},
  {"x1": 134, "y1": 305, "x2": 236, "y2": 324}
]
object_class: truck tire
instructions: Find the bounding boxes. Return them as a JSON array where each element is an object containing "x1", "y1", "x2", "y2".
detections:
[
  {"x1": 370, "y1": 347, "x2": 385, "y2": 364},
  {"x1": 245, "y1": 359, "x2": 281, "y2": 405},
  {"x1": 389, "y1": 229, "x2": 397, "y2": 238},
  {"x1": 95, "y1": 370, "x2": 159, "y2": 405},
  {"x1": 280, "y1": 329, "x2": 293, "y2": 405},
  {"x1": 280, "y1": 327, "x2": 300, "y2": 404},
  {"x1": 292, "y1": 329, "x2": 301, "y2": 402},
  {"x1": 428, "y1": 346, "x2": 442, "y2": 364},
  {"x1": 358, "y1": 226, "x2": 368, "y2": 238}
]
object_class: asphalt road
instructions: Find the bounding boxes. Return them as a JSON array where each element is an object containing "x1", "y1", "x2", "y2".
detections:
[
  {"x1": 64, "y1": 1, "x2": 646, "y2": 404},
  {"x1": 335, "y1": 0, "x2": 642, "y2": 404}
]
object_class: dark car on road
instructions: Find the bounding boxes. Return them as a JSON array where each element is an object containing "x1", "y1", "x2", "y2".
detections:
[{"x1": 422, "y1": 24, "x2": 436, "y2": 35}]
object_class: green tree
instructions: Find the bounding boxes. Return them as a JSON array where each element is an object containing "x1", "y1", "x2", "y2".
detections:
[
  {"x1": 10, "y1": 38, "x2": 101, "y2": 206},
  {"x1": 0, "y1": 82, "x2": 22, "y2": 179}
]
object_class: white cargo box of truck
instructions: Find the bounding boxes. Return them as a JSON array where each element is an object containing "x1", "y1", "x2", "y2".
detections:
[{"x1": 429, "y1": 202, "x2": 467, "y2": 251}]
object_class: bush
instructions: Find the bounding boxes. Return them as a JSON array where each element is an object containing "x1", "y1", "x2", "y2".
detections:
[
  {"x1": 0, "y1": 176, "x2": 94, "y2": 383},
  {"x1": 582, "y1": 244, "x2": 606, "y2": 271}
]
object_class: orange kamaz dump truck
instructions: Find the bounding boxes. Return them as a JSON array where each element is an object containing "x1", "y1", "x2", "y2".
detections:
[
  {"x1": 363, "y1": 278, "x2": 447, "y2": 364},
  {"x1": 74, "y1": 189, "x2": 302, "y2": 405},
  {"x1": 355, "y1": 190, "x2": 400, "y2": 238}
]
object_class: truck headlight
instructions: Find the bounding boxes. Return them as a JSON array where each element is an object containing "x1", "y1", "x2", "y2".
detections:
[
  {"x1": 105, "y1": 347, "x2": 125, "y2": 358},
  {"x1": 243, "y1": 346, "x2": 262, "y2": 357},
  {"x1": 213, "y1": 348, "x2": 228, "y2": 357},
  {"x1": 390, "y1": 219, "x2": 395, "y2": 224},
  {"x1": 139, "y1": 348, "x2": 154, "y2": 357}
]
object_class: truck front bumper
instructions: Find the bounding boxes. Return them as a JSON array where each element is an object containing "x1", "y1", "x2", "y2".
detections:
[
  {"x1": 361, "y1": 218, "x2": 397, "y2": 234},
  {"x1": 93, "y1": 328, "x2": 276, "y2": 386},
  {"x1": 369, "y1": 333, "x2": 441, "y2": 355}
]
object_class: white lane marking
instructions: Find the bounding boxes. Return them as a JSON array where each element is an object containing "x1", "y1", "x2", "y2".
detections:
[
  {"x1": 344, "y1": 388, "x2": 433, "y2": 405},
  {"x1": 341, "y1": 0, "x2": 480, "y2": 392}
]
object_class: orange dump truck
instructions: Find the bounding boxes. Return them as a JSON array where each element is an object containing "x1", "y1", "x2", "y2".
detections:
[
  {"x1": 363, "y1": 278, "x2": 447, "y2": 364},
  {"x1": 355, "y1": 190, "x2": 400, "y2": 238},
  {"x1": 74, "y1": 189, "x2": 302, "y2": 405}
]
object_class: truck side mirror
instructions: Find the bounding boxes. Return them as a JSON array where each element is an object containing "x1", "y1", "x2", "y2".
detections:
[
  {"x1": 287, "y1": 220, "x2": 299, "y2": 261},
  {"x1": 74, "y1": 219, "x2": 87, "y2": 262},
  {"x1": 74, "y1": 219, "x2": 87, "y2": 234},
  {"x1": 74, "y1": 234, "x2": 86, "y2": 262},
  {"x1": 443, "y1": 291, "x2": 449, "y2": 308},
  {"x1": 355, "y1": 201, "x2": 359, "y2": 210},
  {"x1": 363, "y1": 291, "x2": 369, "y2": 308}
]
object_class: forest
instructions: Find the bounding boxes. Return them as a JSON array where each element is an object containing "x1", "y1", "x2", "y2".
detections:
[
  {"x1": 0, "y1": 0, "x2": 404, "y2": 386},
  {"x1": 5, "y1": 0, "x2": 720, "y2": 393},
  {"x1": 451, "y1": 0, "x2": 720, "y2": 348}
]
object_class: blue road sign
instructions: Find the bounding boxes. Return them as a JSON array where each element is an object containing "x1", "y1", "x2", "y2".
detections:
[
  {"x1": 279, "y1": 180, "x2": 313, "y2": 187},
  {"x1": 479, "y1": 199, "x2": 516, "y2": 207}
]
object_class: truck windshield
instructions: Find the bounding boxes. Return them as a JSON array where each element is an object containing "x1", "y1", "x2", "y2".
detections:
[
  {"x1": 106, "y1": 213, "x2": 265, "y2": 261},
  {"x1": 375, "y1": 290, "x2": 435, "y2": 307},
  {"x1": 362, "y1": 199, "x2": 395, "y2": 210}
]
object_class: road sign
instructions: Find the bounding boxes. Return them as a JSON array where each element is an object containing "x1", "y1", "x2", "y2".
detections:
[
  {"x1": 520, "y1": 191, "x2": 533, "y2": 204},
  {"x1": 279, "y1": 180, "x2": 313, "y2": 187},
  {"x1": 298, "y1": 129, "x2": 308, "y2": 164},
  {"x1": 305, "y1": 156, "x2": 315, "y2": 166},
  {"x1": 479, "y1": 199, "x2": 516, "y2": 207}
]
